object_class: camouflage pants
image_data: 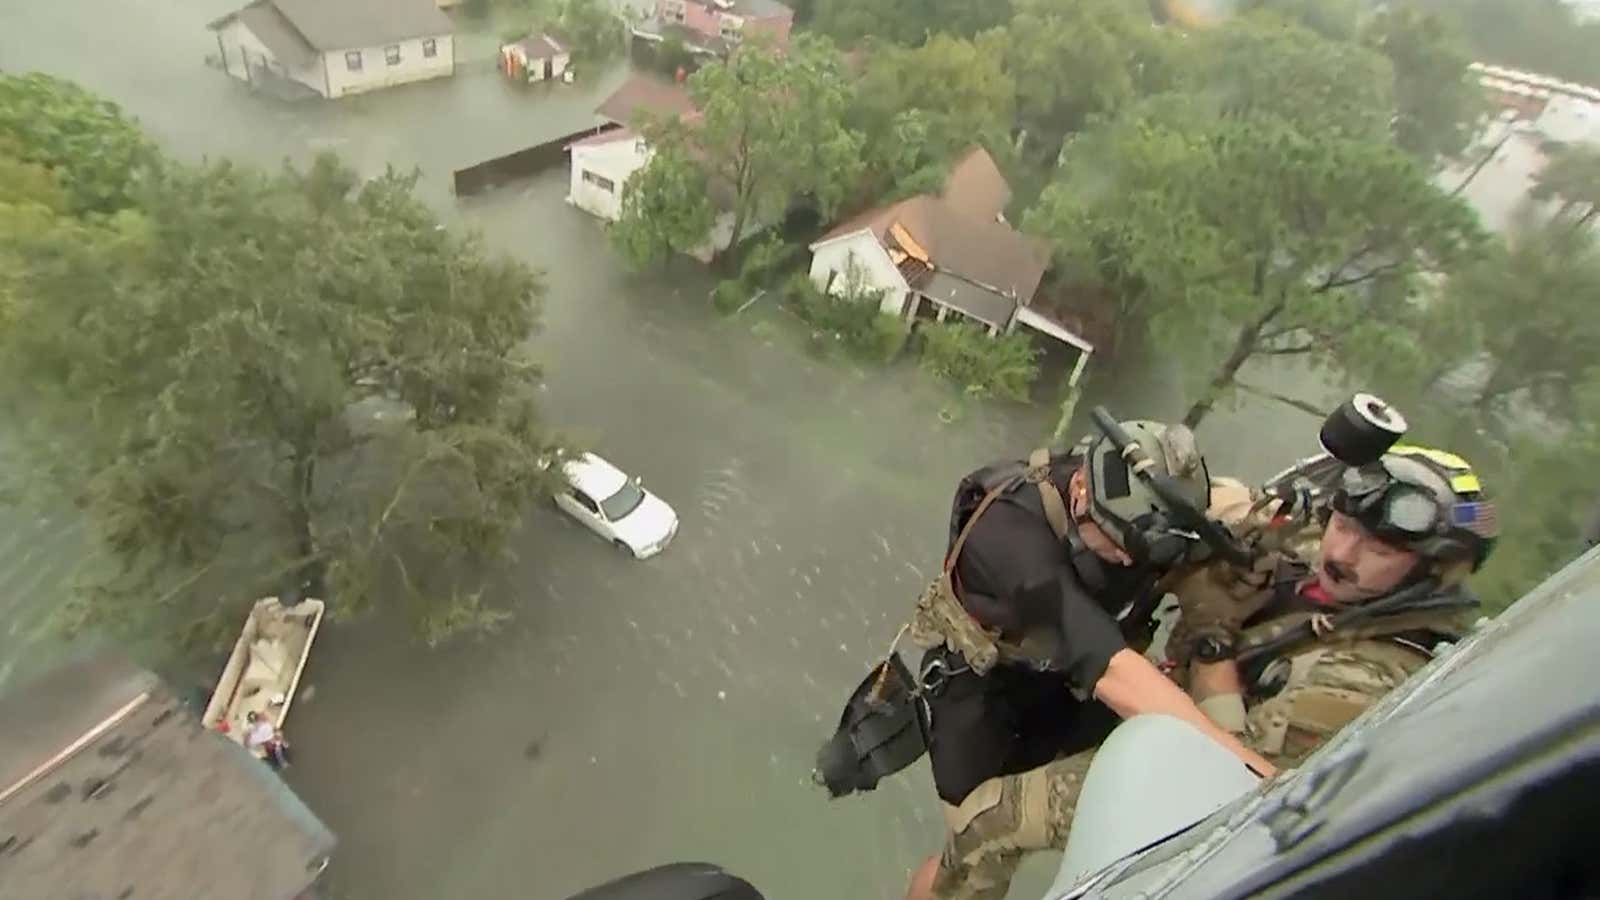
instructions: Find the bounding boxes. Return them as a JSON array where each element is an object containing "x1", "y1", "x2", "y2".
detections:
[{"x1": 931, "y1": 751, "x2": 1095, "y2": 900}]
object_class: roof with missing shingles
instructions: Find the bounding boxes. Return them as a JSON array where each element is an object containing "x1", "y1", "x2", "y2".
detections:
[{"x1": 0, "y1": 654, "x2": 335, "y2": 900}]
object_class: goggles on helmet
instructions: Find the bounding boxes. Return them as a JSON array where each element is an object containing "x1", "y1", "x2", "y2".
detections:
[{"x1": 1335, "y1": 465, "x2": 1449, "y2": 544}]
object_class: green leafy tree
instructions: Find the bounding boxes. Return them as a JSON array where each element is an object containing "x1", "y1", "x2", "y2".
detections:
[
  {"x1": 917, "y1": 320, "x2": 1039, "y2": 401},
  {"x1": 611, "y1": 144, "x2": 716, "y2": 269},
  {"x1": 850, "y1": 35, "x2": 1015, "y2": 194},
  {"x1": 1443, "y1": 209, "x2": 1600, "y2": 420},
  {"x1": 1238, "y1": 0, "x2": 1361, "y2": 40},
  {"x1": 0, "y1": 151, "x2": 563, "y2": 647},
  {"x1": 1362, "y1": 4, "x2": 1484, "y2": 164},
  {"x1": 812, "y1": 0, "x2": 1009, "y2": 47},
  {"x1": 1030, "y1": 24, "x2": 1481, "y2": 428},
  {"x1": 1420, "y1": 0, "x2": 1600, "y2": 87},
  {"x1": 1531, "y1": 144, "x2": 1600, "y2": 231},
  {"x1": 1000, "y1": 0, "x2": 1184, "y2": 160},
  {"x1": 0, "y1": 73, "x2": 158, "y2": 216},
  {"x1": 556, "y1": 0, "x2": 623, "y2": 61},
  {"x1": 646, "y1": 35, "x2": 864, "y2": 263}
]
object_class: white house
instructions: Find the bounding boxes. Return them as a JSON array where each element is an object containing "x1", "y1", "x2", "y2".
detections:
[
  {"x1": 208, "y1": 0, "x2": 454, "y2": 99},
  {"x1": 808, "y1": 147, "x2": 1095, "y2": 385},
  {"x1": 568, "y1": 128, "x2": 651, "y2": 222}
]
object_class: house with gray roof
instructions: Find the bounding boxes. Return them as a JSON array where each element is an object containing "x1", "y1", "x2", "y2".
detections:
[
  {"x1": 0, "y1": 654, "x2": 335, "y2": 900},
  {"x1": 209, "y1": 0, "x2": 454, "y2": 99}
]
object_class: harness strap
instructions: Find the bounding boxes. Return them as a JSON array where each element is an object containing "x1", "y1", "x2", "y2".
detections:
[
  {"x1": 1028, "y1": 447, "x2": 1072, "y2": 541},
  {"x1": 944, "y1": 480, "x2": 1017, "y2": 575},
  {"x1": 943, "y1": 449, "x2": 1068, "y2": 575}
]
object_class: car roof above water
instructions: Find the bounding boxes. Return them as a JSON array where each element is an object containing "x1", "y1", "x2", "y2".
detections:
[{"x1": 563, "y1": 452, "x2": 628, "y2": 499}]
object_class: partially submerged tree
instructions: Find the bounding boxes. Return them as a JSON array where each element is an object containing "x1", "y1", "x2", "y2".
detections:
[
  {"x1": 0, "y1": 151, "x2": 564, "y2": 647},
  {"x1": 610, "y1": 143, "x2": 716, "y2": 269},
  {"x1": 555, "y1": 0, "x2": 624, "y2": 61}
]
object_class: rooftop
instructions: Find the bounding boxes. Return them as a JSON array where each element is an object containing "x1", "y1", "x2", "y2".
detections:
[
  {"x1": 0, "y1": 655, "x2": 336, "y2": 900},
  {"x1": 814, "y1": 147, "x2": 1048, "y2": 304},
  {"x1": 210, "y1": 0, "x2": 452, "y2": 53},
  {"x1": 595, "y1": 74, "x2": 697, "y2": 126}
]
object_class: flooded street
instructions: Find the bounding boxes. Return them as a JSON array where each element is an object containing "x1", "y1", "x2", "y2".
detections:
[{"x1": 1, "y1": 3, "x2": 1336, "y2": 898}]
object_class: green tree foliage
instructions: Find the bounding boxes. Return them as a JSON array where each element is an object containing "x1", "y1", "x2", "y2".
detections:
[
  {"x1": 1362, "y1": 4, "x2": 1483, "y2": 164},
  {"x1": 784, "y1": 271, "x2": 907, "y2": 363},
  {"x1": 1419, "y1": 0, "x2": 1600, "y2": 87},
  {"x1": 0, "y1": 149, "x2": 564, "y2": 648},
  {"x1": 643, "y1": 34, "x2": 864, "y2": 263},
  {"x1": 811, "y1": 0, "x2": 1009, "y2": 47},
  {"x1": 1442, "y1": 209, "x2": 1600, "y2": 420},
  {"x1": 611, "y1": 144, "x2": 715, "y2": 269},
  {"x1": 917, "y1": 320, "x2": 1039, "y2": 401},
  {"x1": 1238, "y1": 0, "x2": 1361, "y2": 40},
  {"x1": 1000, "y1": 0, "x2": 1185, "y2": 160},
  {"x1": 1530, "y1": 144, "x2": 1600, "y2": 231},
  {"x1": 0, "y1": 73, "x2": 158, "y2": 216},
  {"x1": 850, "y1": 35, "x2": 1015, "y2": 195},
  {"x1": 1029, "y1": 22, "x2": 1481, "y2": 428},
  {"x1": 1191, "y1": 19, "x2": 1394, "y2": 139},
  {"x1": 555, "y1": 0, "x2": 623, "y2": 61}
]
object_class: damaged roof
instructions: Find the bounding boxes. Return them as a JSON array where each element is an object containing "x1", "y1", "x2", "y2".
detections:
[
  {"x1": 0, "y1": 654, "x2": 335, "y2": 900},
  {"x1": 813, "y1": 147, "x2": 1048, "y2": 303}
]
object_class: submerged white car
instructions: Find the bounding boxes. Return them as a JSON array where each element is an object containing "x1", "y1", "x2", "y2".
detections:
[{"x1": 553, "y1": 452, "x2": 679, "y2": 559}]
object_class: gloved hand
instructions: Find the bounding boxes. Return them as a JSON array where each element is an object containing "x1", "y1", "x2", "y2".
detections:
[{"x1": 1169, "y1": 554, "x2": 1278, "y2": 649}]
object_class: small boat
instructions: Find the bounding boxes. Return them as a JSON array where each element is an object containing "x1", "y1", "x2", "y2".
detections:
[{"x1": 201, "y1": 596, "x2": 325, "y2": 755}]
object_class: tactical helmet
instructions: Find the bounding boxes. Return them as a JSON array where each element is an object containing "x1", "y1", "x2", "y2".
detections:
[
  {"x1": 1077, "y1": 420, "x2": 1211, "y2": 565},
  {"x1": 1331, "y1": 444, "x2": 1498, "y2": 571}
]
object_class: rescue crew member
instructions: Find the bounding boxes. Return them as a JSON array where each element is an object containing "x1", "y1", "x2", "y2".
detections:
[
  {"x1": 902, "y1": 420, "x2": 1276, "y2": 900},
  {"x1": 1176, "y1": 445, "x2": 1498, "y2": 768}
]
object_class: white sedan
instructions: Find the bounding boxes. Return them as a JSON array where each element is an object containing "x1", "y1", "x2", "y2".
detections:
[{"x1": 553, "y1": 452, "x2": 679, "y2": 559}]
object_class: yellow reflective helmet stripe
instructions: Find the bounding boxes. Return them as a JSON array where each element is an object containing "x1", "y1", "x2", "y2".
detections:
[{"x1": 1390, "y1": 444, "x2": 1482, "y2": 495}]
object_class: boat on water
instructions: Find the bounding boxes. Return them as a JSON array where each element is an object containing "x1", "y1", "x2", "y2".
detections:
[{"x1": 201, "y1": 596, "x2": 325, "y2": 756}]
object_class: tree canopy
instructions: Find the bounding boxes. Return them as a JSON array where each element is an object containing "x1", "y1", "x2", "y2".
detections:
[
  {"x1": 0, "y1": 72, "x2": 158, "y2": 216},
  {"x1": 1028, "y1": 21, "x2": 1481, "y2": 428},
  {"x1": 1361, "y1": 3, "x2": 1483, "y2": 164},
  {"x1": 628, "y1": 34, "x2": 864, "y2": 264},
  {"x1": 0, "y1": 137, "x2": 564, "y2": 647},
  {"x1": 849, "y1": 34, "x2": 1015, "y2": 196},
  {"x1": 611, "y1": 143, "x2": 716, "y2": 268}
]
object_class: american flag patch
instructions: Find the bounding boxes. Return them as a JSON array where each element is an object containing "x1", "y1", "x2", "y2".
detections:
[{"x1": 1453, "y1": 501, "x2": 1499, "y2": 538}]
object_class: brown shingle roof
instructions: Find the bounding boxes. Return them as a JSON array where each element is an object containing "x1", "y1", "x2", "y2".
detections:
[
  {"x1": 596, "y1": 74, "x2": 697, "y2": 126},
  {"x1": 0, "y1": 655, "x2": 336, "y2": 900},
  {"x1": 941, "y1": 147, "x2": 1011, "y2": 222},
  {"x1": 812, "y1": 148, "x2": 1047, "y2": 303}
]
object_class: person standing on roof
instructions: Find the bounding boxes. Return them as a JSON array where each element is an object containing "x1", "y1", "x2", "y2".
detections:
[{"x1": 898, "y1": 418, "x2": 1276, "y2": 900}]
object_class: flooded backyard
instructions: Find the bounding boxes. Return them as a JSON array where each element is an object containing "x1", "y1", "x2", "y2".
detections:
[{"x1": 0, "y1": 2, "x2": 1343, "y2": 897}]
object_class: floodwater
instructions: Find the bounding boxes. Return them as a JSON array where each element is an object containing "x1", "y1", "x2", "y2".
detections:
[{"x1": 0, "y1": 3, "x2": 1340, "y2": 898}]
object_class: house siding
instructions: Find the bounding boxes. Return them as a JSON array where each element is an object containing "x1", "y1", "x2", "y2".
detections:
[
  {"x1": 215, "y1": 19, "x2": 325, "y2": 95},
  {"x1": 658, "y1": 0, "x2": 792, "y2": 46},
  {"x1": 323, "y1": 34, "x2": 454, "y2": 98},
  {"x1": 569, "y1": 139, "x2": 652, "y2": 221},
  {"x1": 808, "y1": 232, "x2": 907, "y2": 316}
]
